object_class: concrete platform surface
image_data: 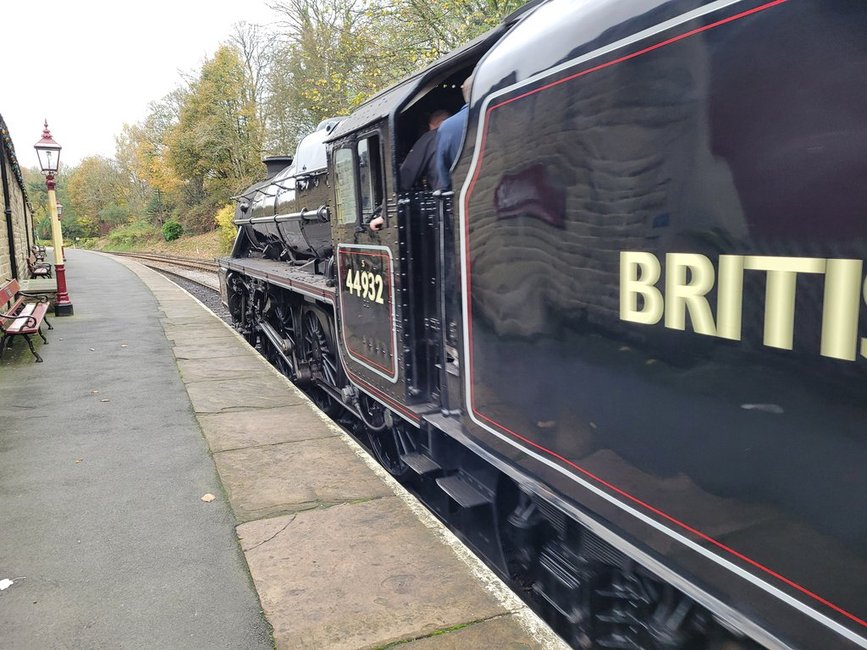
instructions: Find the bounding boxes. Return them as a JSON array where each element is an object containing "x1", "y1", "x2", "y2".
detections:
[
  {"x1": 0, "y1": 250, "x2": 271, "y2": 650},
  {"x1": 1, "y1": 250, "x2": 568, "y2": 649}
]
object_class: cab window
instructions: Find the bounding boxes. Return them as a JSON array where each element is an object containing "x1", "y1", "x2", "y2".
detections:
[
  {"x1": 357, "y1": 135, "x2": 383, "y2": 220},
  {"x1": 334, "y1": 147, "x2": 358, "y2": 225}
]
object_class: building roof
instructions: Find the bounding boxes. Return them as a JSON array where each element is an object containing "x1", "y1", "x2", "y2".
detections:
[{"x1": 0, "y1": 112, "x2": 33, "y2": 212}]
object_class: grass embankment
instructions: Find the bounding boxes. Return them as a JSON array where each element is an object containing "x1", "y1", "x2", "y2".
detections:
[
  {"x1": 88, "y1": 229, "x2": 224, "y2": 260},
  {"x1": 85, "y1": 206, "x2": 235, "y2": 259}
]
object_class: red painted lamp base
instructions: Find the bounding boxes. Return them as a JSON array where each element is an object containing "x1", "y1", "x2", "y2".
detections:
[{"x1": 54, "y1": 263, "x2": 74, "y2": 317}]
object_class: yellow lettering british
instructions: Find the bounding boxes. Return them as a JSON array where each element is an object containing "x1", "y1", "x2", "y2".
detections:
[{"x1": 619, "y1": 252, "x2": 865, "y2": 362}]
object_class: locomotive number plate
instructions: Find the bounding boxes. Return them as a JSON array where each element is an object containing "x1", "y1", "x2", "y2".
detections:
[
  {"x1": 344, "y1": 268, "x2": 386, "y2": 304},
  {"x1": 336, "y1": 244, "x2": 398, "y2": 382}
]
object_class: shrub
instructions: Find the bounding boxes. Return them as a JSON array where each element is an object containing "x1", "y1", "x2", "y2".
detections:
[
  {"x1": 105, "y1": 220, "x2": 160, "y2": 250},
  {"x1": 98, "y1": 203, "x2": 131, "y2": 226},
  {"x1": 162, "y1": 220, "x2": 184, "y2": 241},
  {"x1": 214, "y1": 204, "x2": 238, "y2": 254}
]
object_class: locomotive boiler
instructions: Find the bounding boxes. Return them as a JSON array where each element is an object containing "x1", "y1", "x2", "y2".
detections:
[{"x1": 220, "y1": 1, "x2": 867, "y2": 647}]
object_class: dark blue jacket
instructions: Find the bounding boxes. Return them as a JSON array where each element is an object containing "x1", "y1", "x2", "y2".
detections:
[{"x1": 434, "y1": 105, "x2": 468, "y2": 190}]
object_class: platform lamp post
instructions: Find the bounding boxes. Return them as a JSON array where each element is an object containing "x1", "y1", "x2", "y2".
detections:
[
  {"x1": 56, "y1": 201, "x2": 64, "y2": 261},
  {"x1": 34, "y1": 120, "x2": 73, "y2": 316}
]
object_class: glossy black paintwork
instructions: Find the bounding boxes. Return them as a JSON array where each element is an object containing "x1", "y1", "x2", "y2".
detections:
[
  {"x1": 225, "y1": 0, "x2": 867, "y2": 644},
  {"x1": 453, "y1": 0, "x2": 867, "y2": 647}
]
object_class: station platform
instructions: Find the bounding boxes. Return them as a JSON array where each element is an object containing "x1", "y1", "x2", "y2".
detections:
[{"x1": 0, "y1": 250, "x2": 566, "y2": 649}]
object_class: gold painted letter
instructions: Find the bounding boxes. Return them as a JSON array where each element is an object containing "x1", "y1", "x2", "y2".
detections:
[
  {"x1": 717, "y1": 255, "x2": 744, "y2": 341},
  {"x1": 620, "y1": 252, "x2": 663, "y2": 325},
  {"x1": 862, "y1": 274, "x2": 867, "y2": 359},
  {"x1": 743, "y1": 256, "x2": 825, "y2": 350},
  {"x1": 665, "y1": 253, "x2": 716, "y2": 335},
  {"x1": 821, "y1": 259, "x2": 862, "y2": 361}
]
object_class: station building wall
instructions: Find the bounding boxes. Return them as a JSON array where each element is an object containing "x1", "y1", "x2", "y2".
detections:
[{"x1": 0, "y1": 113, "x2": 34, "y2": 284}]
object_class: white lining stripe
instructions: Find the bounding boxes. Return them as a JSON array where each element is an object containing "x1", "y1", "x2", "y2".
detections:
[{"x1": 457, "y1": 0, "x2": 867, "y2": 645}]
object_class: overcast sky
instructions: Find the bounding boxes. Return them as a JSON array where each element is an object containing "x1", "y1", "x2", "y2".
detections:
[{"x1": 3, "y1": 0, "x2": 277, "y2": 169}]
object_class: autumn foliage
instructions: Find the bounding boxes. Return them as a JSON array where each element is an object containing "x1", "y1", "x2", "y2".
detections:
[{"x1": 42, "y1": 0, "x2": 525, "y2": 246}]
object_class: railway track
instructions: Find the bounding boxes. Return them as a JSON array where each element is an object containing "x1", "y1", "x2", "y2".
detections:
[{"x1": 111, "y1": 251, "x2": 220, "y2": 291}]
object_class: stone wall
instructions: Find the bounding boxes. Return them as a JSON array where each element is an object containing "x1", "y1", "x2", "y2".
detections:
[{"x1": 1, "y1": 113, "x2": 34, "y2": 284}]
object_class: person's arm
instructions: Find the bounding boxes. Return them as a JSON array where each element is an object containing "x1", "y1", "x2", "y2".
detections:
[
  {"x1": 434, "y1": 129, "x2": 451, "y2": 191},
  {"x1": 399, "y1": 146, "x2": 423, "y2": 192}
]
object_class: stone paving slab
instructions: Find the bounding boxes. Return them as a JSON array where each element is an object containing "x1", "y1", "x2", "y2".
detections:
[
  {"x1": 164, "y1": 325, "x2": 240, "y2": 342},
  {"x1": 238, "y1": 498, "x2": 510, "y2": 650},
  {"x1": 186, "y1": 375, "x2": 307, "y2": 413},
  {"x1": 399, "y1": 615, "x2": 541, "y2": 649},
  {"x1": 215, "y1": 437, "x2": 395, "y2": 522},
  {"x1": 162, "y1": 314, "x2": 224, "y2": 326},
  {"x1": 198, "y1": 405, "x2": 337, "y2": 453},
  {"x1": 178, "y1": 355, "x2": 274, "y2": 382},
  {"x1": 172, "y1": 341, "x2": 253, "y2": 360}
]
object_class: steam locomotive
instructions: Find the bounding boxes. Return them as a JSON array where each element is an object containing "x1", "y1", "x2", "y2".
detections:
[{"x1": 219, "y1": 1, "x2": 867, "y2": 647}]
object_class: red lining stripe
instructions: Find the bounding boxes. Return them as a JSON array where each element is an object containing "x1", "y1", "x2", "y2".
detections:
[
  {"x1": 473, "y1": 408, "x2": 867, "y2": 628},
  {"x1": 462, "y1": 0, "x2": 867, "y2": 630},
  {"x1": 489, "y1": 0, "x2": 788, "y2": 113}
]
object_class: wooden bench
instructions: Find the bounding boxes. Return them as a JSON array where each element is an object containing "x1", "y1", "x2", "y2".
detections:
[
  {"x1": 28, "y1": 247, "x2": 52, "y2": 279},
  {"x1": 0, "y1": 279, "x2": 53, "y2": 363}
]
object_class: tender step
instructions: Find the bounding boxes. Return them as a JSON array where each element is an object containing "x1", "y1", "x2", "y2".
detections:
[
  {"x1": 436, "y1": 474, "x2": 493, "y2": 508},
  {"x1": 400, "y1": 452, "x2": 441, "y2": 476}
]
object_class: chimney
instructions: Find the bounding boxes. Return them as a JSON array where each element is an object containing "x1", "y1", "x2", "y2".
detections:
[{"x1": 262, "y1": 155, "x2": 294, "y2": 179}]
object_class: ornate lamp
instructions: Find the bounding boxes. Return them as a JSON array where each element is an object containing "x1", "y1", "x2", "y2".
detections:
[
  {"x1": 34, "y1": 122, "x2": 61, "y2": 175},
  {"x1": 33, "y1": 120, "x2": 73, "y2": 316}
]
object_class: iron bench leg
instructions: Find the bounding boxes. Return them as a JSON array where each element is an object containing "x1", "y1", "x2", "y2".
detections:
[{"x1": 22, "y1": 334, "x2": 43, "y2": 363}]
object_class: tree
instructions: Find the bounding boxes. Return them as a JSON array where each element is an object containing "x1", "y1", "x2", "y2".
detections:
[
  {"x1": 381, "y1": 0, "x2": 526, "y2": 56},
  {"x1": 116, "y1": 91, "x2": 187, "y2": 225},
  {"x1": 98, "y1": 203, "x2": 131, "y2": 226},
  {"x1": 167, "y1": 45, "x2": 263, "y2": 228},
  {"x1": 66, "y1": 156, "x2": 129, "y2": 230},
  {"x1": 262, "y1": 0, "x2": 527, "y2": 154},
  {"x1": 267, "y1": 0, "x2": 389, "y2": 133},
  {"x1": 114, "y1": 124, "x2": 152, "y2": 217},
  {"x1": 229, "y1": 22, "x2": 276, "y2": 129}
]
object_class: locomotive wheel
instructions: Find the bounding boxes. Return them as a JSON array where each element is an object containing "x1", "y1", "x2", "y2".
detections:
[
  {"x1": 262, "y1": 297, "x2": 296, "y2": 379},
  {"x1": 366, "y1": 403, "x2": 415, "y2": 479},
  {"x1": 236, "y1": 279, "x2": 267, "y2": 347},
  {"x1": 300, "y1": 307, "x2": 342, "y2": 416},
  {"x1": 227, "y1": 274, "x2": 245, "y2": 324},
  {"x1": 308, "y1": 386, "x2": 341, "y2": 417},
  {"x1": 227, "y1": 274, "x2": 256, "y2": 345}
]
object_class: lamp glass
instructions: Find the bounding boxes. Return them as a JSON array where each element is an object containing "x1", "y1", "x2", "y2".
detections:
[{"x1": 35, "y1": 145, "x2": 61, "y2": 174}]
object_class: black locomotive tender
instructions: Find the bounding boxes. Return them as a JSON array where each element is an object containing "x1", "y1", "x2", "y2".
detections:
[{"x1": 220, "y1": 1, "x2": 867, "y2": 647}]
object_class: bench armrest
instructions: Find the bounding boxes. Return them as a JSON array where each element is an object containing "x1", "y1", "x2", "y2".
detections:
[
  {"x1": 0, "y1": 310, "x2": 37, "y2": 329},
  {"x1": 18, "y1": 292, "x2": 49, "y2": 304}
]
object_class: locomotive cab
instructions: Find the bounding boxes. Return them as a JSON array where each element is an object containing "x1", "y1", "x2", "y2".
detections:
[{"x1": 323, "y1": 22, "x2": 511, "y2": 418}]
